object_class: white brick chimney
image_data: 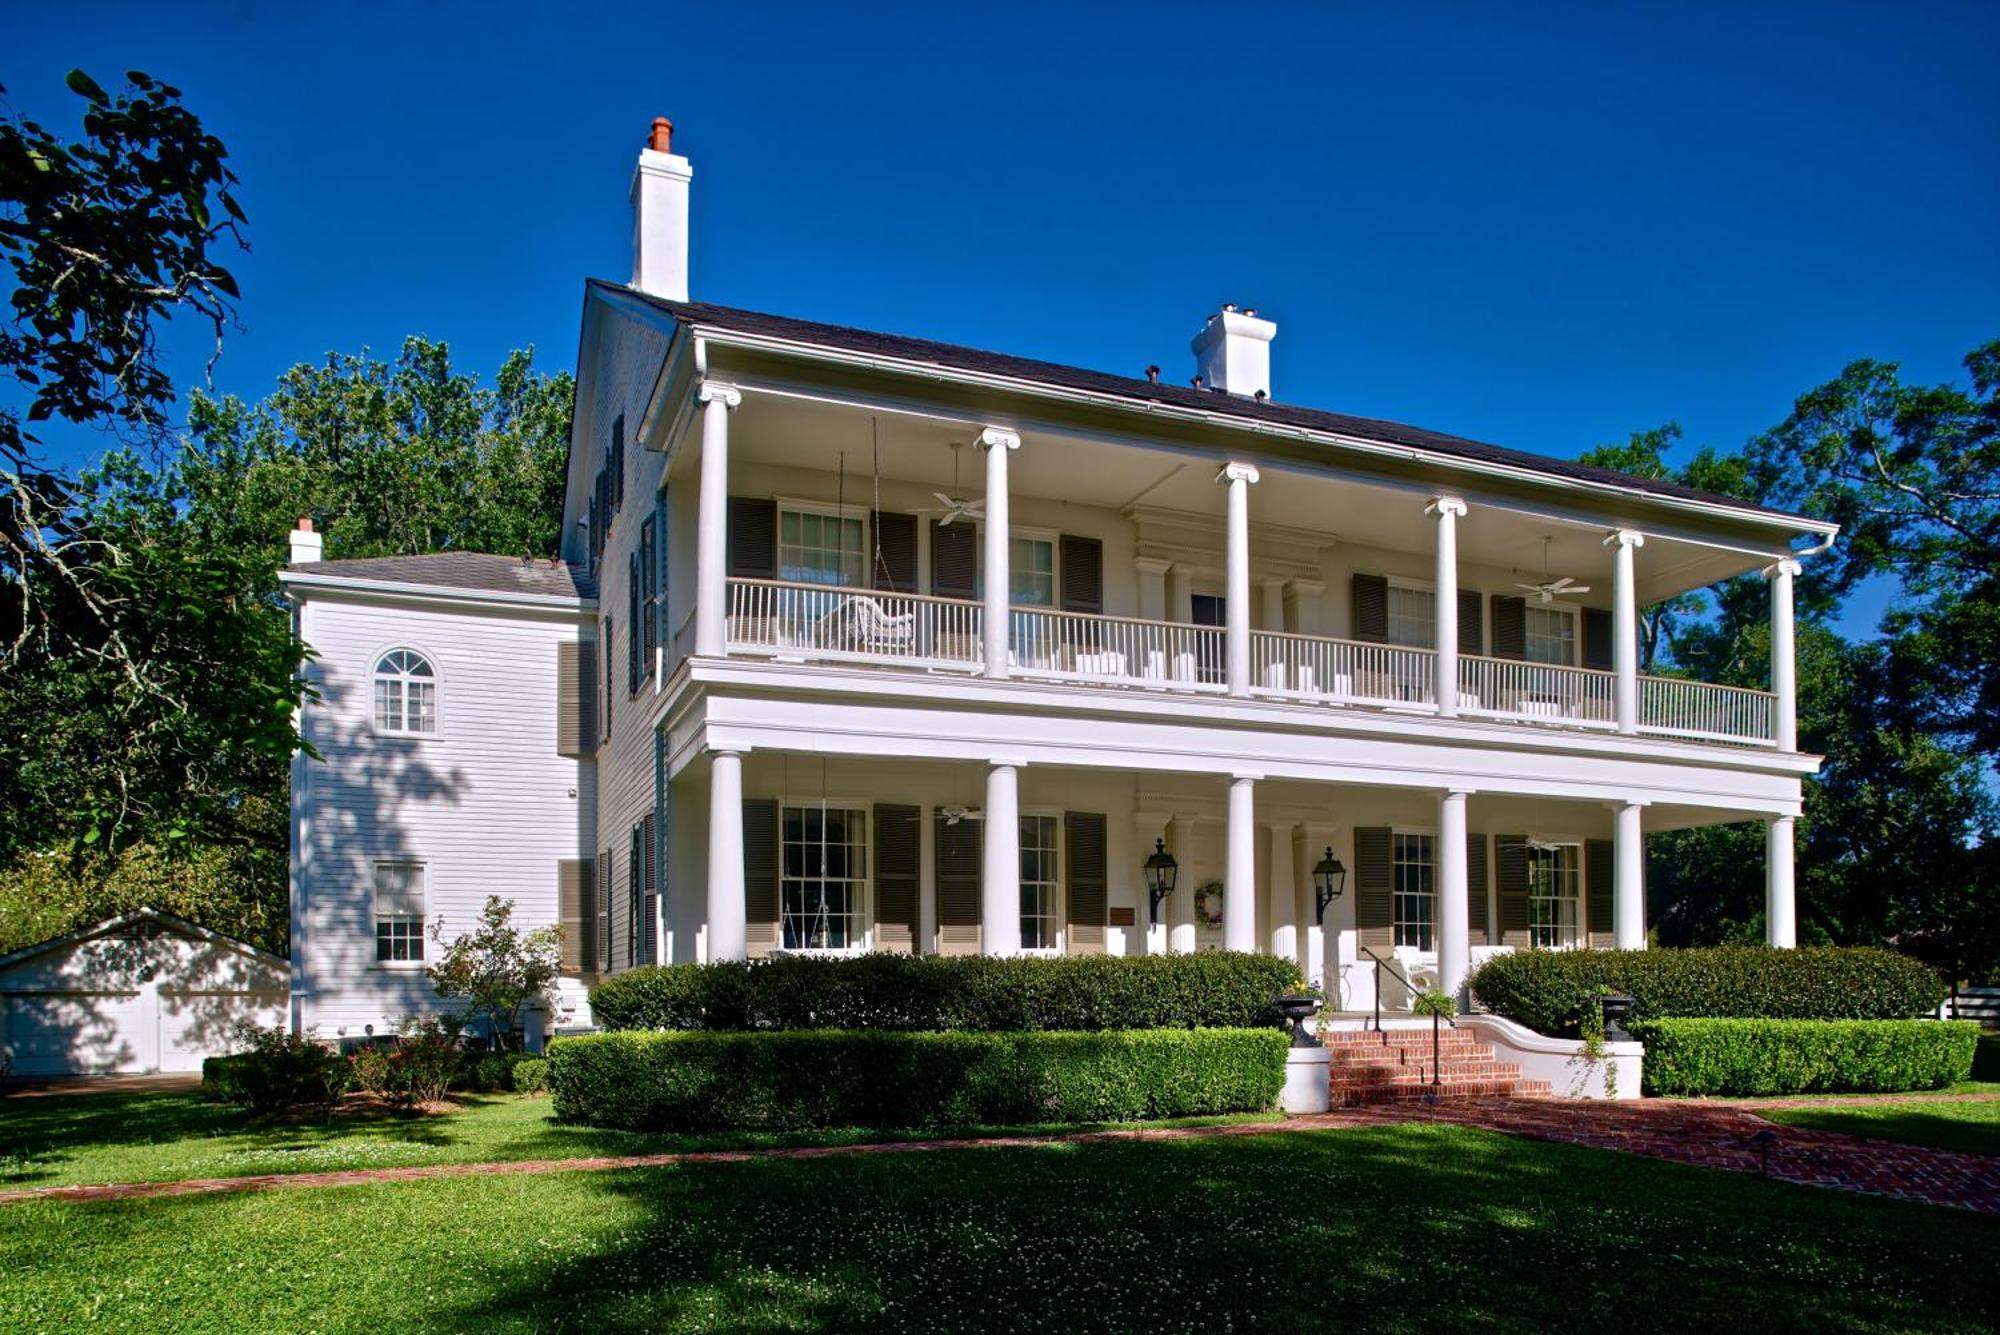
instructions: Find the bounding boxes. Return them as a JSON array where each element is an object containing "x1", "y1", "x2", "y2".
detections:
[
  {"x1": 631, "y1": 116, "x2": 693, "y2": 302},
  {"x1": 289, "y1": 517, "x2": 322, "y2": 565},
  {"x1": 1191, "y1": 306, "x2": 1277, "y2": 400}
]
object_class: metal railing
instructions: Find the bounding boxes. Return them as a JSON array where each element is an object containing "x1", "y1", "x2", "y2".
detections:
[
  {"x1": 1008, "y1": 606, "x2": 1226, "y2": 693},
  {"x1": 726, "y1": 578, "x2": 984, "y2": 672},
  {"x1": 1458, "y1": 654, "x2": 1617, "y2": 729},
  {"x1": 1640, "y1": 675, "x2": 1776, "y2": 746},
  {"x1": 1357, "y1": 945, "x2": 1454, "y2": 1105},
  {"x1": 1249, "y1": 629, "x2": 1437, "y2": 708}
]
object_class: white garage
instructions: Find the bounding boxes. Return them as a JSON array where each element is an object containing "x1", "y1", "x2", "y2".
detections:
[{"x1": 0, "y1": 908, "x2": 287, "y2": 1076}]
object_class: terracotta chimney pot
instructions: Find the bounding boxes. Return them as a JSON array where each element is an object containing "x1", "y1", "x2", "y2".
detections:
[{"x1": 648, "y1": 116, "x2": 674, "y2": 153}]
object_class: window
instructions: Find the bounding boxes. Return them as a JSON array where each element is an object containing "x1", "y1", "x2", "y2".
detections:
[
  {"x1": 1019, "y1": 815, "x2": 1060, "y2": 949},
  {"x1": 1392, "y1": 832, "x2": 1436, "y2": 951},
  {"x1": 373, "y1": 649, "x2": 437, "y2": 734},
  {"x1": 1387, "y1": 584, "x2": 1435, "y2": 649},
  {"x1": 374, "y1": 862, "x2": 425, "y2": 963},
  {"x1": 1010, "y1": 537, "x2": 1054, "y2": 607},
  {"x1": 779, "y1": 507, "x2": 865, "y2": 587},
  {"x1": 1526, "y1": 843, "x2": 1582, "y2": 949},
  {"x1": 639, "y1": 514, "x2": 658, "y2": 669},
  {"x1": 1525, "y1": 606, "x2": 1575, "y2": 666},
  {"x1": 781, "y1": 805, "x2": 867, "y2": 950}
]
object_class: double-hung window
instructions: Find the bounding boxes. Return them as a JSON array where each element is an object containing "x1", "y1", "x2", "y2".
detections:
[
  {"x1": 1019, "y1": 815, "x2": 1060, "y2": 950},
  {"x1": 639, "y1": 515, "x2": 658, "y2": 669},
  {"x1": 779, "y1": 507, "x2": 865, "y2": 587},
  {"x1": 1392, "y1": 832, "x2": 1436, "y2": 951},
  {"x1": 1386, "y1": 584, "x2": 1436, "y2": 650},
  {"x1": 373, "y1": 649, "x2": 437, "y2": 734},
  {"x1": 374, "y1": 862, "x2": 425, "y2": 963},
  {"x1": 781, "y1": 805, "x2": 867, "y2": 950},
  {"x1": 1526, "y1": 843, "x2": 1582, "y2": 948},
  {"x1": 1525, "y1": 606, "x2": 1576, "y2": 666}
]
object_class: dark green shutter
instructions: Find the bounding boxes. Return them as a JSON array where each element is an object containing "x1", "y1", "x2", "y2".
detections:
[
  {"x1": 1586, "y1": 838, "x2": 1615, "y2": 949},
  {"x1": 931, "y1": 520, "x2": 978, "y2": 599},
  {"x1": 874, "y1": 803, "x2": 920, "y2": 953},
  {"x1": 642, "y1": 810, "x2": 658, "y2": 965},
  {"x1": 1355, "y1": 827, "x2": 1393, "y2": 952},
  {"x1": 1492, "y1": 595, "x2": 1527, "y2": 660},
  {"x1": 1582, "y1": 608, "x2": 1613, "y2": 670},
  {"x1": 628, "y1": 824, "x2": 643, "y2": 968},
  {"x1": 872, "y1": 511, "x2": 918, "y2": 592},
  {"x1": 743, "y1": 799, "x2": 779, "y2": 958},
  {"x1": 1458, "y1": 589, "x2": 1485, "y2": 657},
  {"x1": 1496, "y1": 837, "x2": 1530, "y2": 948},
  {"x1": 628, "y1": 552, "x2": 641, "y2": 693},
  {"x1": 1065, "y1": 811, "x2": 1109, "y2": 954},
  {"x1": 595, "y1": 849, "x2": 612, "y2": 971},
  {"x1": 1352, "y1": 574, "x2": 1388, "y2": 642},
  {"x1": 728, "y1": 497, "x2": 778, "y2": 579},
  {"x1": 935, "y1": 813, "x2": 983, "y2": 956},
  {"x1": 611, "y1": 414, "x2": 625, "y2": 509},
  {"x1": 1467, "y1": 833, "x2": 1490, "y2": 943},
  {"x1": 1060, "y1": 536, "x2": 1104, "y2": 614}
]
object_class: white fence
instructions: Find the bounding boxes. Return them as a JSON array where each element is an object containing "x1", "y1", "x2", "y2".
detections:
[
  {"x1": 1009, "y1": 606, "x2": 1226, "y2": 693},
  {"x1": 1640, "y1": 675, "x2": 1776, "y2": 746},
  {"x1": 726, "y1": 579, "x2": 984, "y2": 671}
]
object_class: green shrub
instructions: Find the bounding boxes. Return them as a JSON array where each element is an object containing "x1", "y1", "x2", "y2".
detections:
[
  {"x1": 201, "y1": 1026, "x2": 350, "y2": 1115},
  {"x1": 1470, "y1": 947, "x2": 1944, "y2": 1036},
  {"x1": 1629, "y1": 1018, "x2": 1979, "y2": 1096},
  {"x1": 589, "y1": 953, "x2": 1301, "y2": 1034},
  {"x1": 455, "y1": 1050, "x2": 534, "y2": 1093},
  {"x1": 545, "y1": 1028, "x2": 1287, "y2": 1132},
  {"x1": 511, "y1": 1057, "x2": 550, "y2": 1095}
]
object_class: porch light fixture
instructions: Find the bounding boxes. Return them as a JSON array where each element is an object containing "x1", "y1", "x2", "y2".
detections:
[
  {"x1": 1144, "y1": 838, "x2": 1179, "y2": 925},
  {"x1": 1312, "y1": 847, "x2": 1347, "y2": 924}
]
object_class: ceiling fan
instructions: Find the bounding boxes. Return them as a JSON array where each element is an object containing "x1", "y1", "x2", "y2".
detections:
[
  {"x1": 918, "y1": 442, "x2": 985, "y2": 527},
  {"x1": 1516, "y1": 536, "x2": 1591, "y2": 605},
  {"x1": 940, "y1": 805, "x2": 983, "y2": 825}
]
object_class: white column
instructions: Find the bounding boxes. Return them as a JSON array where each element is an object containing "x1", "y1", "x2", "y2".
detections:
[
  {"x1": 1613, "y1": 801, "x2": 1646, "y2": 949},
  {"x1": 1225, "y1": 776, "x2": 1258, "y2": 951},
  {"x1": 1267, "y1": 821, "x2": 1298, "y2": 964},
  {"x1": 1258, "y1": 579, "x2": 1287, "y2": 690},
  {"x1": 1219, "y1": 463, "x2": 1260, "y2": 697},
  {"x1": 1291, "y1": 825, "x2": 1320, "y2": 983},
  {"x1": 1766, "y1": 815, "x2": 1797, "y2": 948},
  {"x1": 1429, "y1": 498, "x2": 1467, "y2": 716},
  {"x1": 1437, "y1": 789, "x2": 1470, "y2": 1002},
  {"x1": 705, "y1": 749, "x2": 746, "y2": 962},
  {"x1": 1768, "y1": 557, "x2": 1800, "y2": 751},
  {"x1": 1607, "y1": 529, "x2": 1645, "y2": 734},
  {"x1": 693, "y1": 382, "x2": 741, "y2": 658},
  {"x1": 981, "y1": 761, "x2": 1021, "y2": 954},
  {"x1": 977, "y1": 428, "x2": 1021, "y2": 680},
  {"x1": 1167, "y1": 814, "x2": 1196, "y2": 954},
  {"x1": 1134, "y1": 811, "x2": 1170, "y2": 956}
]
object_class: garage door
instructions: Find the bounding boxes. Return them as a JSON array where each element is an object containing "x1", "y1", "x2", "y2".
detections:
[
  {"x1": 159, "y1": 990, "x2": 286, "y2": 1072},
  {"x1": 3, "y1": 992, "x2": 154, "y2": 1076}
]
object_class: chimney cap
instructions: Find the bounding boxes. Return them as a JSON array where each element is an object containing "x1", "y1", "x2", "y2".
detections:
[{"x1": 648, "y1": 116, "x2": 674, "y2": 153}]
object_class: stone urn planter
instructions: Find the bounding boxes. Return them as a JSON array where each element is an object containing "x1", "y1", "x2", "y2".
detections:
[
  {"x1": 1598, "y1": 993, "x2": 1637, "y2": 1043},
  {"x1": 1273, "y1": 994, "x2": 1331, "y2": 1114},
  {"x1": 1273, "y1": 994, "x2": 1322, "y2": 1048}
]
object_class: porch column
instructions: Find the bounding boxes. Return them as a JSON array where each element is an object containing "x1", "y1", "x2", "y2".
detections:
[
  {"x1": 1135, "y1": 558, "x2": 1172, "y2": 680},
  {"x1": 1437, "y1": 789, "x2": 1471, "y2": 1002},
  {"x1": 1608, "y1": 529, "x2": 1645, "y2": 734},
  {"x1": 1766, "y1": 815, "x2": 1797, "y2": 948},
  {"x1": 981, "y1": 761, "x2": 1022, "y2": 954},
  {"x1": 1613, "y1": 800, "x2": 1646, "y2": 949},
  {"x1": 1219, "y1": 463, "x2": 1260, "y2": 697},
  {"x1": 1767, "y1": 557, "x2": 1800, "y2": 751},
  {"x1": 977, "y1": 427, "x2": 1021, "y2": 680},
  {"x1": 1167, "y1": 814, "x2": 1196, "y2": 954},
  {"x1": 1267, "y1": 820, "x2": 1298, "y2": 964},
  {"x1": 1225, "y1": 775, "x2": 1259, "y2": 952},
  {"x1": 1291, "y1": 825, "x2": 1321, "y2": 984},
  {"x1": 693, "y1": 382, "x2": 741, "y2": 657},
  {"x1": 1429, "y1": 497, "x2": 1467, "y2": 716},
  {"x1": 705, "y1": 749, "x2": 746, "y2": 962},
  {"x1": 1133, "y1": 810, "x2": 1171, "y2": 955}
]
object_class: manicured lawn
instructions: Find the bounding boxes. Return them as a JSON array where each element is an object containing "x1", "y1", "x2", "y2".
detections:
[
  {"x1": 2, "y1": 1123, "x2": 1995, "y2": 1333},
  {"x1": 1759, "y1": 1098, "x2": 2000, "y2": 1158}
]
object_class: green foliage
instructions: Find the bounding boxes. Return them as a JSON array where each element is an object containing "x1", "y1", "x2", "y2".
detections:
[
  {"x1": 1628, "y1": 1018, "x2": 1979, "y2": 1096},
  {"x1": 426, "y1": 896, "x2": 562, "y2": 1049},
  {"x1": 545, "y1": 1028, "x2": 1287, "y2": 1132},
  {"x1": 1470, "y1": 946, "x2": 1943, "y2": 1036},
  {"x1": 1412, "y1": 988, "x2": 1457, "y2": 1020},
  {"x1": 588, "y1": 952, "x2": 1302, "y2": 1034},
  {"x1": 200, "y1": 1027, "x2": 350, "y2": 1115},
  {"x1": 510, "y1": 1057, "x2": 550, "y2": 1095}
]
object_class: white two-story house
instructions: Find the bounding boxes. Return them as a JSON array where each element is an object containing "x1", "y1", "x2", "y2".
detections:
[{"x1": 280, "y1": 118, "x2": 1833, "y2": 1042}]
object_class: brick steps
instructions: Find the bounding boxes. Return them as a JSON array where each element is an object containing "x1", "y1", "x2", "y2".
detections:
[{"x1": 1325, "y1": 1027, "x2": 1551, "y2": 1105}]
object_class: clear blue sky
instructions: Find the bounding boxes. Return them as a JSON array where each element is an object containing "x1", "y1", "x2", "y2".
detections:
[{"x1": 10, "y1": 2, "x2": 1998, "y2": 628}]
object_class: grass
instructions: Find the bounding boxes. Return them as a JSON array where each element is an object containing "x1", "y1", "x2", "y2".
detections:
[
  {"x1": 1758, "y1": 1098, "x2": 2000, "y2": 1158},
  {"x1": 0, "y1": 1087, "x2": 1274, "y2": 1190},
  {"x1": 2, "y1": 1122, "x2": 1995, "y2": 1333}
]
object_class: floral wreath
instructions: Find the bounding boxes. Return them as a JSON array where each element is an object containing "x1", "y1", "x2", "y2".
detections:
[{"x1": 1194, "y1": 880, "x2": 1225, "y2": 928}]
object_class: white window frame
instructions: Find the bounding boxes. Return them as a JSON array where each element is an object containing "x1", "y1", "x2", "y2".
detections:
[
  {"x1": 373, "y1": 860, "x2": 426, "y2": 968},
  {"x1": 972, "y1": 523, "x2": 1060, "y2": 607},
  {"x1": 776, "y1": 498, "x2": 869, "y2": 590},
  {"x1": 1524, "y1": 601, "x2": 1579, "y2": 667},
  {"x1": 1018, "y1": 810, "x2": 1064, "y2": 955},
  {"x1": 370, "y1": 647, "x2": 440, "y2": 737},
  {"x1": 1391, "y1": 827, "x2": 1437, "y2": 954},
  {"x1": 777, "y1": 797, "x2": 872, "y2": 955},
  {"x1": 1385, "y1": 576, "x2": 1436, "y2": 650},
  {"x1": 1525, "y1": 840, "x2": 1584, "y2": 950}
]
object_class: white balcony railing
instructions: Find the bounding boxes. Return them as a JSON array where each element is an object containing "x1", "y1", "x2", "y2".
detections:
[{"x1": 717, "y1": 578, "x2": 1777, "y2": 748}]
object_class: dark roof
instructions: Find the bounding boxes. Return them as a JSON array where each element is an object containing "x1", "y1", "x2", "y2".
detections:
[
  {"x1": 597, "y1": 279, "x2": 1820, "y2": 528},
  {"x1": 286, "y1": 552, "x2": 596, "y2": 601}
]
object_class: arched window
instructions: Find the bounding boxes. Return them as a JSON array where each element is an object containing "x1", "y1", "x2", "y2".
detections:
[{"x1": 373, "y1": 649, "x2": 437, "y2": 734}]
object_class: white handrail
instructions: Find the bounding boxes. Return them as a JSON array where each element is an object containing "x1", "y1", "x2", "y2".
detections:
[
  {"x1": 726, "y1": 578, "x2": 984, "y2": 671},
  {"x1": 1009, "y1": 605, "x2": 1226, "y2": 693},
  {"x1": 1458, "y1": 654, "x2": 1616, "y2": 728},
  {"x1": 1250, "y1": 629, "x2": 1437, "y2": 708},
  {"x1": 1640, "y1": 674, "x2": 1776, "y2": 746}
]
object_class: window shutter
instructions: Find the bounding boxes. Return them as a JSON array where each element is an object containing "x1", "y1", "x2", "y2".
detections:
[
  {"x1": 654, "y1": 490, "x2": 670, "y2": 656},
  {"x1": 558, "y1": 859, "x2": 588, "y2": 973},
  {"x1": 576, "y1": 641, "x2": 596, "y2": 749},
  {"x1": 602, "y1": 618, "x2": 614, "y2": 737},
  {"x1": 1491, "y1": 595, "x2": 1527, "y2": 660},
  {"x1": 640, "y1": 516, "x2": 658, "y2": 670},
  {"x1": 611, "y1": 414, "x2": 626, "y2": 510},
  {"x1": 594, "y1": 850, "x2": 611, "y2": 971},
  {"x1": 742, "y1": 799, "x2": 779, "y2": 959},
  {"x1": 627, "y1": 553, "x2": 641, "y2": 694},
  {"x1": 627, "y1": 825, "x2": 642, "y2": 968},
  {"x1": 872, "y1": 512, "x2": 918, "y2": 593},
  {"x1": 874, "y1": 803, "x2": 920, "y2": 953},
  {"x1": 1065, "y1": 811, "x2": 1109, "y2": 954},
  {"x1": 1582, "y1": 608, "x2": 1613, "y2": 671},
  {"x1": 1059, "y1": 536, "x2": 1104, "y2": 614},
  {"x1": 1496, "y1": 836, "x2": 1530, "y2": 948},
  {"x1": 557, "y1": 642, "x2": 583, "y2": 756},
  {"x1": 930, "y1": 520, "x2": 978, "y2": 600},
  {"x1": 642, "y1": 810, "x2": 658, "y2": 966},
  {"x1": 728, "y1": 497, "x2": 778, "y2": 580},
  {"x1": 1585, "y1": 838, "x2": 1615, "y2": 949},
  {"x1": 1457, "y1": 589, "x2": 1485, "y2": 657},
  {"x1": 1466, "y1": 833, "x2": 1490, "y2": 943},
  {"x1": 935, "y1": 813, "x2": 983, "y2": 956},
  {"x1": 1352, "y1": 574, "x2": 1388, "y2": 642},
  {"x1": 1355, "y1": 827, "x2": 1393, "y2": 953}
]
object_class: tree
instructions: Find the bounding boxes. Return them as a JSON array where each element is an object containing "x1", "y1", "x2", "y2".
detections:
[{"x1": 426, "y1": 896, "x2": 562, "y2": 1049}]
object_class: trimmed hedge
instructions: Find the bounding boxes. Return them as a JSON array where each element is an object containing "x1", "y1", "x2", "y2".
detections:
[
  {"x1": 588, "y1": 952, "x2": 1302, "y2": 1033},
  {"x1": 511, "y1": 1057, "x2": 550, "y2": 1095},
  {"x1": 201, "y1": 1030, "x2": 350, "y2": 1115},
  {"x1": 1470, "y1": 947, "x2": 1944, "y2": 1036},
  {"x1": 545, "y1": 1028, "x2": 1288, "y2": 1131},
  {"x1": 1629, "y1": 1018, "x2": 1979, "y2": 1097}
]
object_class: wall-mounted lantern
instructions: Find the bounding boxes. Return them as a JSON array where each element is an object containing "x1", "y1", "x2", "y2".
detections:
[
  {"x1": 1144, "y1": 838, "x2": 1179, "y2": 926},
  {"x1": 1312, "y1": 846, "x2": 1347, "y2": 924}
]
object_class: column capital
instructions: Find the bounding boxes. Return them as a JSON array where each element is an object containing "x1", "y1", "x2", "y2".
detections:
[
  {"x1": 973, "y1": 426, "x2": 1020, "y2": 452},
  {"x1": 1426, "y1": 496, "x2": 1468, "y2": 519},
  {"x1": 696, "y1": 380, "x2": 742, "y2": 409},
  {"x1": 1604, "y1": 797, "x2": 1650, "y2": 811},
  {"x1": 1764, "y1": 557, "x2": 1803, "y2": 578},
  {"x1": 1440, "y1": 786, "x2": 1473, "y2": 800},
  {"x1": 1284, "y1": 577, "x2": 1327, "y2": 597},
  {"x1": 1216, "y1": 461, "x2": 1261, "y2": 485},
  {"x1": 987, "y1": 755, "x2": 1026, "y2": 770},
  {"x1": 1603, "y1": 528, "x2": 1646, "y2": 549},
  {"x1": 1230, "y1": 771, "x2": 1264, "y2": 784},
  {"x1": 1134, "y1": 555, "x2": 1175, "y2": 577},
  {"x1": 707, "y1": 745, "x2": 747, "y2": 759}
]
